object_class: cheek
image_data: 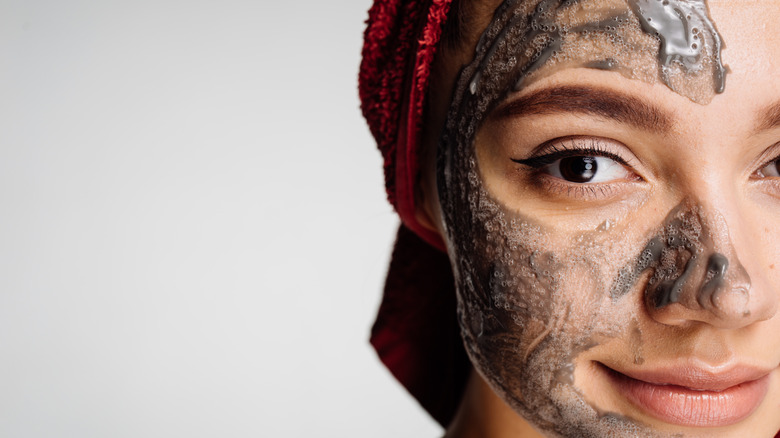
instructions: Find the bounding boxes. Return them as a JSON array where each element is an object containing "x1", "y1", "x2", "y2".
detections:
[
  {"x1": 450, "y1": 176, "x2": 640, "y2": 394},
  {"x1": 446, "y1": 175, "x2": 655, "y2": 433}
]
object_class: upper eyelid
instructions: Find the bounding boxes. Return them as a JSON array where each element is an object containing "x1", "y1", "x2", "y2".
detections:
[
  {"x1": 511, "y1": 137, "x2": 636, "y2": 168},
  {"x1": 512, "y1": 148, "x2": 627, "y2": 169}
]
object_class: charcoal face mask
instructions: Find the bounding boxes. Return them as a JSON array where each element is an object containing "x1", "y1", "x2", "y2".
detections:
[
  {"x1": 435, "y1": 0, "x2": 741, "y2": 436},
  {"x1": 466, "y1": 0, "x2": 726, "y2": 104}
]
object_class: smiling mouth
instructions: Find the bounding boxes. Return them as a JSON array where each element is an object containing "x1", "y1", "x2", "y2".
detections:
[{"x1": 600, "y1": 363, "x2": 771, "y2": 427}]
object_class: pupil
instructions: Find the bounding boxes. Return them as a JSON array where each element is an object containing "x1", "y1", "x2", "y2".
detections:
[{"x1": 560, "y1": 156, "x2": 597, "y2": 183}]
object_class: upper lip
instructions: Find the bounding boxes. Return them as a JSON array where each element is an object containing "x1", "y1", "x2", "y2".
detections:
[{"x1": 604, "y1": 363, "x2": 774, "y2": 392}]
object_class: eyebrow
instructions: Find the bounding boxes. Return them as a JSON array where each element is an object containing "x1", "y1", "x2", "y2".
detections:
[
  {"x1": 757, "y1": 100, "x2": 780, "y2": 132},
  {"x1": 492, "y1": 85, "x2": 674, "y2": 132}
]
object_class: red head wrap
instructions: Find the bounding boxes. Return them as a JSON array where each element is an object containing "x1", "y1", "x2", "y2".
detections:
[
  {"x1": 359, "y1": 0, "x2": 451, "y2": 251},
  {"x1": 359, "y1": 0, "x2": 471, "y2": 428}
]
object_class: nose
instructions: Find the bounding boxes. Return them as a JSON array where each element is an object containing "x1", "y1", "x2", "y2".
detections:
[{"x1": 638, "y1": 201, "x2": 776, "y2": 329}]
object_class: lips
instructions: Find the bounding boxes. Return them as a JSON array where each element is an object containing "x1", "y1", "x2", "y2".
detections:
[{"x1": 601, "y1": 363, "x2": 771, "y2": 427}]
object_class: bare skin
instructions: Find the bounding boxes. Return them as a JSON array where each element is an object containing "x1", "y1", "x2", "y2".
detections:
[{"x1": 418, "y1": 1, "x2": 780, "y2": 437}]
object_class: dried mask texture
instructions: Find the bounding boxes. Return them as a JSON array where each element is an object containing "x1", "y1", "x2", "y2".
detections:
[
  {"x1": 628, "y1": 0, "x2": 727, "y2": 96},
  {"x1": 612, "y1": 202, "x2": 752, "y2": 315},
  {"x1": 467, "y1": 0, "x2": 726, "y2": 105}
]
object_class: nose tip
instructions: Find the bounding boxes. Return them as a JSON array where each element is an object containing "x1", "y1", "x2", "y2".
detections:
[
  {"x1": 645, "y1": 250, "x2": 768, "y2": 329},
  {"x1": 696, "y1": 253, "x2": 751, "y2": 315},
  {"x1": 627, "y1": 201, "x2": 777, "y2": 329},
  {"x1": 647, "y1": 282, "x2": 776, "y2": 330},
  {"x1": 710, "y1": 284, "x2": 750, "y2": 318}
]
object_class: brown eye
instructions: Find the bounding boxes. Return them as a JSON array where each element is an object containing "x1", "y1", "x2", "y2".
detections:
[
  {"x1": 543, "y1": 156, "x2": 629, "y2": 183},
  {"x1": 559, "y1": 157, "x2": 597, "y2": 182}
]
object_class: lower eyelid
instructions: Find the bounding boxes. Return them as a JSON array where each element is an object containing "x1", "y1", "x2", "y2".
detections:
[{"x1": 531, "y1": 173, "x2": 626, "y2": 200}]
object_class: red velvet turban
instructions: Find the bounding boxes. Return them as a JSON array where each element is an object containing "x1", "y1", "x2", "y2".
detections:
[{"x1": 358, "y1": 0, "x2": 471, "y2": 428}]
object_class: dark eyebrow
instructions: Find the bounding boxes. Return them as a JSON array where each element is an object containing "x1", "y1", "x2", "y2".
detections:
[
  {"x1": 492, "y1": 85, "x2": 674, "y2": 132},
  {"x1": 757, "y1": 100, "x2": 780, "y2": 132}
]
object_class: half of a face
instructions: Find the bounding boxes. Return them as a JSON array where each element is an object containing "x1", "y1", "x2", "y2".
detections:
[{"x1": 436, "y1": 0, "x2": 780, "y2": 436}]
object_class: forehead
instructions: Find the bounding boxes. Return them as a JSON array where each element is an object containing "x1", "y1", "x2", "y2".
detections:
[{"x1": 452, "y1": 0, "x2": 726, "y2": 105}]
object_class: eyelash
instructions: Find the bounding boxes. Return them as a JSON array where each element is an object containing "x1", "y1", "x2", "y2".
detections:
[
  {"x1": 512, "y1": 144, "x2": 629, "y2": 168},
  {"x1": 510, "y1": 138, "x2": 639, "y2": 200}
]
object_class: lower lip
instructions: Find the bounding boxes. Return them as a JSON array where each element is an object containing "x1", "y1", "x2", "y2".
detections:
[{"x1": 604, "y1": 366, "x2": 770, "y2": 427}]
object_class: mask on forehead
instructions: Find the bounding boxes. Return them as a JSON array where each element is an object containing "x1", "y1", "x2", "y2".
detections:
[
  {"x1": 436, "y1": 0, "x2": 738, "y2": 436},
  {"x1": 467, "y1": 0, "x2": 726, "y2": 105}
]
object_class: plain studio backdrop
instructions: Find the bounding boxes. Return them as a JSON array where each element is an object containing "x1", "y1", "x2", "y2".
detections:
[{"x1": 1, "y1": 1, "x2": 442, "y2": 436}]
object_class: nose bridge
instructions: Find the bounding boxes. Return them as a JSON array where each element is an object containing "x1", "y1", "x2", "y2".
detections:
[{"x1": 639, "y1": 199, "x2": 775, "y2": 329}]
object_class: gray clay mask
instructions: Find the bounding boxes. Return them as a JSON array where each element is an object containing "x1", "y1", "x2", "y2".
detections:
[
  {"x1": 612, "y1": 201, "x2": 751, "y2": 316},
  {"x1": 435, "y1": 0, "x2": 737, "y2": 436},
  {"x1": 467, "y1": 0, "x2": 726, "y2": 104}
]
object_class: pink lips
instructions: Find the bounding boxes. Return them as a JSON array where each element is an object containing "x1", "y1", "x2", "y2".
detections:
[{"x1": 603, "y1": 364, "x2": 771, "y2": 427}]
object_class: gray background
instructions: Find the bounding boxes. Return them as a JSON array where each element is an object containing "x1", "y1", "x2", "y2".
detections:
[{"x1": 1, "y1": 0, "x2": 442, "y2": 436}]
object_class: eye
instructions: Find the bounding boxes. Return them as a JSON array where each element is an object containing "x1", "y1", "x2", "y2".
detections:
[
  {"x1": 544, "y1": 155, "x2": 631, "y2": 183},
  {"x1": 511, "y1": 138, "x2": 638, "y2": 186},
  {"x1": 509, "y1": 137, "x2": 643, "y2": 201},
  {"x1": 756, "y1": 157, "x2": 780, "y2": 178}
]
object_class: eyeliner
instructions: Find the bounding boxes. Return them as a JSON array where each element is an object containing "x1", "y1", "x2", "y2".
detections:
[{"x1": 512, "y1": 148, "x2": 627, "y2": 169}]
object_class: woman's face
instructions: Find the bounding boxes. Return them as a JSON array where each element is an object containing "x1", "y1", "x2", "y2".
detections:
[{"x1": 429, "y1": 0, "x2": 780, "y2": 436}]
